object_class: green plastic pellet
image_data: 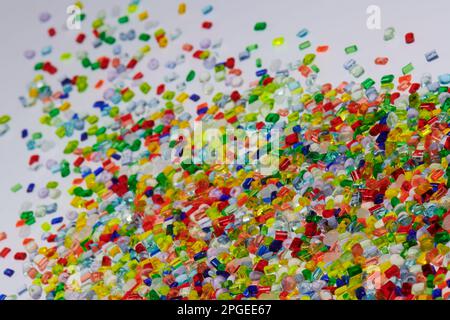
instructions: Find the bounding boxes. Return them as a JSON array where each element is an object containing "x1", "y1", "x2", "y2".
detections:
[
  {"x1": 77, "y1": 81, "x2": 88, "y2": 92},
  {"x1": 81, "y1": 57, "x2": 91, "y2": 68},
  {"x1": 265, "y1": 113, "x2": 280, "y2": 123},
  {"x1": 105, "y1": 36, "x2": 116, "y2": 45},
  {"x1": 122, "y1": 90, "x2": 135, "y2": 102},
  {"x1": 0, "y1": 115, "x2": 11, "y2": 124},
  {"x1": 118, "y1": 16, "x2": 129, "y2": 24},
  {"x1": 254, "y1": 22, "x2": 267, "y2": 31},
  {"x1": 39, "y1": 114, "x2": 52, "y2": 125},
  {"x1": 55, "y1": 126, "x2": 66, "y2": 138},
  {"x1": 186, "y1": 70, "x2": 196, "y2": 82},
  {"x1": 34, "y1": 62, "x2": 44, "y2": 70},
  {"x1": 65, "y1": 140, "x2": 79, "y2": 154},
  {"x1": 110, "y1": 106, "x2": 119, "y2": 117},
  {"x1": 96, "y1": 127, "x2": 107, "y2": 136},
  {"x1": 314, "y1": 93, "x2": 324, "y2": 103},
  {"x1": 298, "y1": 41, "x2": 311, "y2": 50},
  {"x1": 154, "y1": 124, "x2": 164, "y2": 134},
  {"x1": 11, "y1": 183, "x2": 22, "y2": 193},
  {"x1": 310, "y1": 64, "x2": 320, "y2": 73},
  {"x1": 32, "y1": 132, "x2": 43, "y2": 140},
  {"x1": 162, "y1": 91, "x2": 175, "y2": 101},
  {"x1": 86, "y1": 115, "x2": 99, "y2": 124},
  {"x1": 381, "y1": 74, "x2": 394, "y2": 84},
  {"x1": 60, "y1": 53, "x2": 72, "y2": 61},
  {"x1": 272, "y1": 37, "x2": 284, "y2": 47},
  {"x1": 20, "y1": 211, "x2": 33, "y2": 220},
  {"x1": 303, "y1": 53, "x2": 316, "y2": 65},
  {"x1": 256, "y1": 58, "x2": 262, "y2": 68},
  {"x1": 91, "y1": 61, "x2": 100, "y2": 70},
  {"x1": 92, "y1": 19, "x2": 103, "y2": 29},
  {"x1": 139, "y1": 33, "x2": 151, "y2": 41},
  {"x1": 130, "y1": 140, "x2": 142, "y2": 152},
  {"x1": 345, "y1": 45, "x2": 358, "y2": 54},
  {"x1": 49, "y1": 108, "x2": 60, "y2": 118},
  {"x1": 46, "y1": 181, "x2": 59, "y2": 189},
  {"x1": 361, "y1": 78, "x2": 375, "y2": 89},
  {"x1": 402, "y1": 63, "x2": 414, "y2": 75},
  {"x1": 25, "y1": 217, "x2": 36, "y2": 226},
  {"x1": 140, "y1": 82, "x2": 151, "y2": 94},
  {"x1": 246, "y1": 44, "x2": 258, "y2": 52},
  {"x1": 61, "y1": 165, "x2": 70, "y2": 178},
  {"x1": 87, "y1": 125, "x2": 98, "y2": 136}
]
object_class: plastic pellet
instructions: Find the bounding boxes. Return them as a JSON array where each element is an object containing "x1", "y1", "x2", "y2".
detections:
[
  {"x1": 297, "y1": 28, "x2": 309, "y2": 38},
  {"x1": 39, "y1": 12, "x2": 51, "y2": 23},
  {"x1": 3, "y1": 269, "x2": 14, "y2": 277},
  {"x1": 10, "y1": 184, "x2": 22, "y2": 193},
  {"x1": 402, "y1": 63, "x2": 414, "y2": 75},
  {"x1": 384, "y1": 27, "x2": 395, "y2": 41},
  {"x1": 405, "y1": 32, "x2": 415, "y2": 44},
  {"x1": 178, "y1": 3, "x2": 186, "y2": 15},
  {"x1": 375, "y1": 57, "x2": 389, "y2": 65},
  {"x1": 298, "y1": 41, "x2": 311, "y2": 50},
  {"x1": 272, "y1": 37, "x2": 284, "y2": 47},
  {"x1": 202, "y1": 5, "x2": 213, "y2": 15},
  {"x1": 345, "y1": 45, "x2": 358, "y2": 54},
  {"x1": 24, "y1": 50, "x2": 36, "y2": 60},
  {"x1": 254, "y1": 22, "x2": 267, "y2": 31},
  {"x1": 425, "y1": 50, "x2": 439, "y2": 62}
]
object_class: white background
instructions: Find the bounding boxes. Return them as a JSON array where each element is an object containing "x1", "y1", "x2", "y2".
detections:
[{"x1": 0, "y1": 0, "x2": 450, "y2": 299}]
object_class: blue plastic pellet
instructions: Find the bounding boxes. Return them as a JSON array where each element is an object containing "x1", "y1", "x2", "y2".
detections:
[
  {"x1": 4, "y1": 269, "x2": 14, "y2": 277},
  {"x1": 113, "y1": 44, "x2": 122, "y2": 55},
  {"x1": 27, "y1": 183, "x2": 35, "y2": 193},
  {"x1": 438, "y1": 74, "x2": 450, "y2": 85},
  {"x1": 202, "y1": 5, "x2": 213, "y2": 15},
  {"x1": 41, "y1": 45, "x2": 52, "y2": 56},
  {"x1": 94, "y1": 167, "x2": 104, "y2": 176},
  {"x1": 256, "y1": 69, "x2": 267, "y2": 77},
  {"x1": 344, "y1": 59, "x2": 356, "y2": 71},
  {"x1": 297, "y1": 28, "x2": 309, "y2": 38},
  {"x1": 51, "y1": 217, "x2": 64, "y2": 225},
  {"x1": 425, "y1": 50, "x2": 439, "y2": 62},
  {"x1": 46, "y1": 203, "x2": 58, "y2": 214},
  {"x1": 80, "y1": 132, "x2": 88, "y2": 141},
  {"x1": 239, "y1": 51, "x2": 250, "y2": 61},
  {"x1": 111, "y1": 153, "x2": 121, "y2": 160}
]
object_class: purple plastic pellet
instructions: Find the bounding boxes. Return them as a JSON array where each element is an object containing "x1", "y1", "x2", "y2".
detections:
[
  {"x1": 39, "y1": 12, "x2": 51, "y2": 23},
  {"x1": 46, "y1": 159, "x2": 57, "y2": 170},
  {"x1": 24, "y1": 50, "x2": 36, "y2": 60},
  {"x1": 200, "y1": 38, "x2": 211, "y2": 49},
  {"x1": 38, "y1": 188, "x2": 50, "y2": 199},
  {"x1": 203, "y1": 57, "x2": 216, "y2": 70},
  {"x1": 147, "y1": 58, "x2": 159, "y2": 70}
]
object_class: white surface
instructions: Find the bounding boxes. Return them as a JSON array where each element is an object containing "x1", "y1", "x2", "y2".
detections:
[{"x1": 0, "y1": 0, "x2": 449, "y2": 299}]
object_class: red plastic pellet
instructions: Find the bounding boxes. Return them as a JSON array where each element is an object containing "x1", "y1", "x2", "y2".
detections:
[
  {"x1": 405, "y1": 32, "x2": 415, "y2": 44},
  {"x1": 0, "y1": 247, "x2": 11, "y2": 258},
  {"x1": 202, "y1": 21, "x2": 213, "y2": 29},
  {"x1": 48, "y1": 27, "x2": 56, "y2": 37},
  {"x1": 14, "y1": 252, "x2": 27, "y2": 260},
  {"x1": 76, "y1": 33, "x2": 86, "y2": 43},
  {"x1": 29, "y1": 154, "x2": 40, "y2": 166}
]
